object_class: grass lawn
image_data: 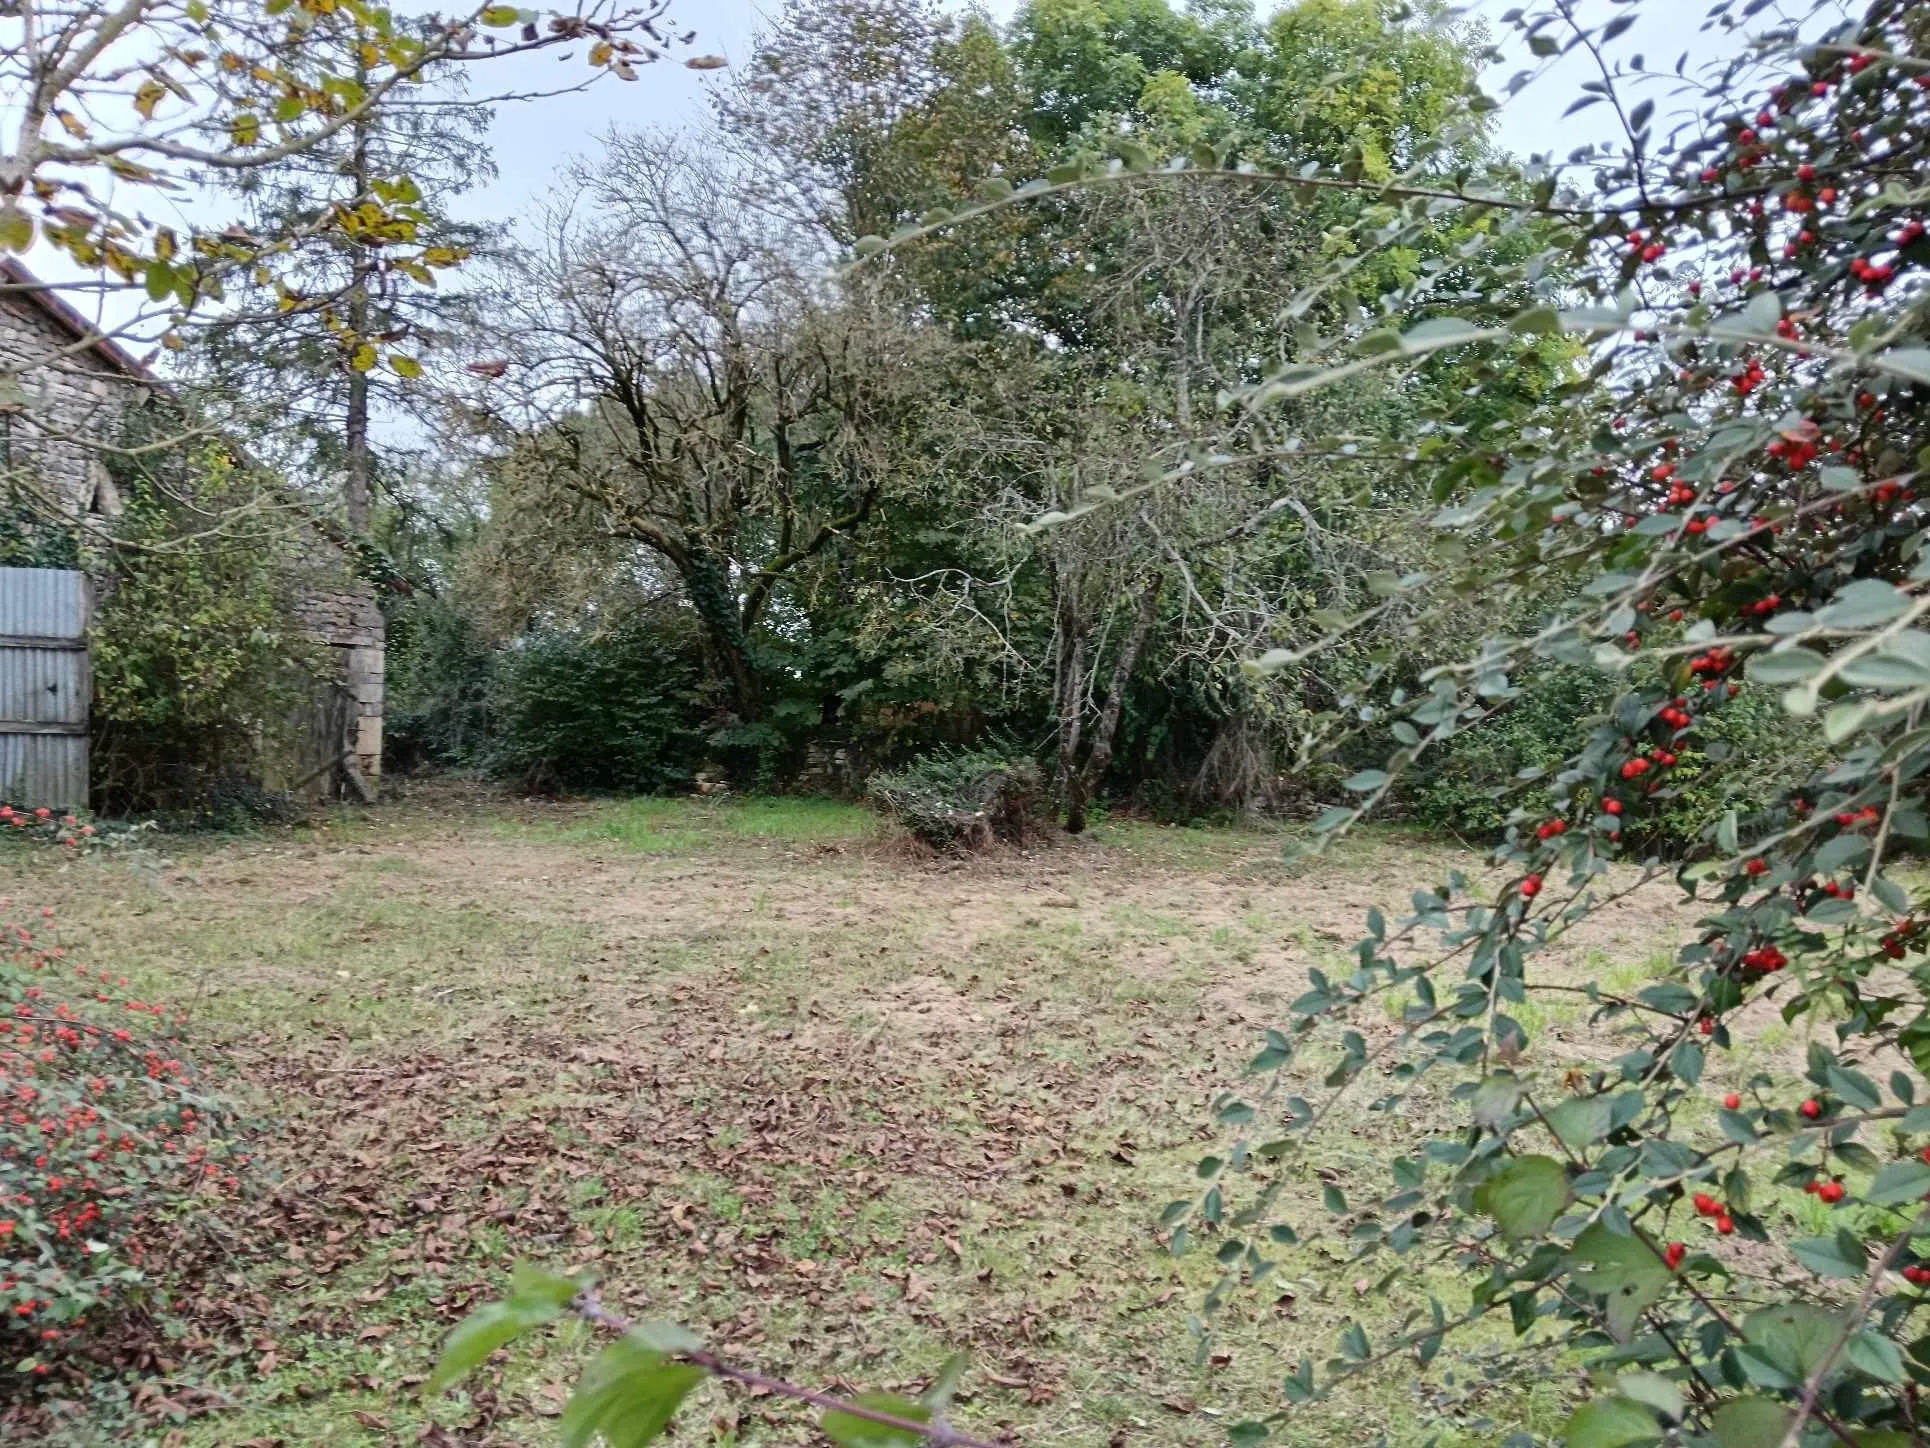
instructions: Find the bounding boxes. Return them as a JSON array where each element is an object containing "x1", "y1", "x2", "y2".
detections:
[{"x1": 2, "y1": 786, "x2": 1820, "y2": 1446}]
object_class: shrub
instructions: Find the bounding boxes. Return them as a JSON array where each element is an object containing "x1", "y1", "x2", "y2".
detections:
[
  {"x1": 485, "y1": 618, "x2": 708, "y2": 793},
  {"x1": 1401, "y1": 662, "x2": 1828, "y2": 853},
  {"x1": 383, "y1": 593, "x2": 500, "y2": 774},
  {"x1": 866, "y1": 747, "x2": 1045, "y2": 851},
  {"x1": 91, "y1": 437, "x2": 318, "y2": 817},
  {"x1": 0, "y1": 906, "x2": 239, "y2": 1381}
]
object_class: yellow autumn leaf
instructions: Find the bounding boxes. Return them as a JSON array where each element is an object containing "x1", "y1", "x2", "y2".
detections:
[
  {"x1": 134, "y1": 80, "x2": 167, "y2": 119},
  {"x1": 231, "y1": 113, "x2": 260, "y2": 147},
  {"x1": 589, "y1": 40, "x2": 613, "y2": 66},
  {"x1": 0, "y1": 205, "x2": 32, "y2": 255},
  {"x1": 54, "y1": 110, "x2": 91, "y2": 140},
  {"x1": 388, "y1": 354, "x2": 423, "y2": 380},
  {"x1": 480, "y1": 5, "x2": 518, "y2": 25},
  {"x1": 349, "y1": 344, "x2": 378, "y2": 372},
  {"x1": 421, "y1": 246, "x2": 466, "y2": 267}
]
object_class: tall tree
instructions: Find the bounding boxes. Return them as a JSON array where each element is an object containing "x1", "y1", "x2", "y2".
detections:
[
  {"x1": 188, "y1": 34, "x2": 496, "y2": 533},
  {"x1": 481, "y1": 132, "x2": 944, "y2": 725}
]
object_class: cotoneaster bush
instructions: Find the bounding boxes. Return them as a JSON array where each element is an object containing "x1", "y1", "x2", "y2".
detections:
[{"x1": 0, "y1": 904, "x2": 240, "y2": 1386}]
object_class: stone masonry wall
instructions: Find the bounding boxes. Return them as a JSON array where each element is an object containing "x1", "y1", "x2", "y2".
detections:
[{"x1": 0, "y1": 285, "x2": 126, "y2": 516}]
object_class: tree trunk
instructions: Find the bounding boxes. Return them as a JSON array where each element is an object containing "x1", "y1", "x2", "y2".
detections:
[
  {"x1": 344, "y1": 108, "x2": 373, "y2": 535},
  {"x1": 679, "y1": 547, "x2": 762, "y2": 722},
  {"x1": 1066, "y1": 573, "x2": 1163, "y2": 835}
]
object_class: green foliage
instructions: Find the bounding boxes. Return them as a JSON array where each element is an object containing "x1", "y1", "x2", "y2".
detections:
[
  {"x1": 482, "y1": 616, "x2": 707, "y2": 794},
  {"x1": 865, "y1": 746, "x2": 1046, "y2": 850},
  {"x1": 0, "y1": 905, "x2": 241, "y2": 1377},
  {"x1": 91, "y1": 430, "x2": 317, "y2": 817},
  {"x1": 384, "y1": 592, "x2": 500, "y2": 773},
  {"x1": 1401, "y1": 665, "x2": 1829, "y2": 853}
]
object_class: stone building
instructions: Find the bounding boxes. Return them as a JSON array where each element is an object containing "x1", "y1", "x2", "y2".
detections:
[{"x1": 0, "y1": 257, "x2": 385, "y2": 797}]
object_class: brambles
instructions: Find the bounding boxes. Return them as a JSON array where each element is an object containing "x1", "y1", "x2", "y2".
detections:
[
  {"x1": 0, "y1": 905, "x2": 239, "y2": 1383},
  {"x1": 865, "y1": 748, "x2": 1046, "y2": 852}
]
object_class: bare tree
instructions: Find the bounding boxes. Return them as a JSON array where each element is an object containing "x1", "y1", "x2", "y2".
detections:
[{"x1": 476, "y1": 130, "x2": 941, "y2": 723}]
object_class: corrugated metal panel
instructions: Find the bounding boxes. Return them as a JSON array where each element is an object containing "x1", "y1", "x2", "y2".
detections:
[
  {"x1": 0, "y1": 568, "x2": 88, "y2": 641},
  {"x1": 0, "y1": 568, "x2": 88, "y2": 808},
  {"x1": 0, "y1": 736, "x2": 86, "y2": 810},
  {"x1": 0, "y1": 646, "x2": 86, "y2": 723}
]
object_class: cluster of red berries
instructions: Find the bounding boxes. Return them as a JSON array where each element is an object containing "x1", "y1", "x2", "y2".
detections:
[
  {"x1": 1533, "y1": 817, "x2": 1567, "y2": 842},
  {"x1": 1519, "y1": 873, "x2": 1543, "y2": 899},
  {"x1": 1744, "y1": 594, "x2": 1781, "y2": 617},
  {"x1": 1815, "y1": 879, "x2": 1855, "y2": 901},
  {"x1": 1691, "y1": 1193, "x2": 1736, "y2": 1234},
  {"x1": 1688, "y1": 647, "x2": 1736, "y2": 678},
  {"x1": 1657, "y1": 699, "x2": 1694, "y2": 730},
  {"x1": 1849, "y1": 255, "x2": 1897, "y2": 293},
  {"x1": 1803, "y1": 1177, "x2": 1847, "y2": 1205},
  {"x1": 1901, "y1": 1265, "x2": 1930, "y2": 1287},
  {"x1": 1740, "y1": 944, "x2": 1788, "y2": 973},
  {"x1": 0, "y1": 806, "x2": 96, "y2": 850},
  {"x1": 1626, "y1": 230, "x2": 1665, "y2": 264},
  {"x1": 1765, "y1": 434, "x2": 1821, "y2": 469},
  {"x1": 1834, "y1": 805, "x2": 1881, "y2": 830},
  {"x1": 1880, "y1": 919, "x2": 1921, "y2": 960}
]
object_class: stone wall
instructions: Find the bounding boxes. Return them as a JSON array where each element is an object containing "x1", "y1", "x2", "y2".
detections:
[
  {"x1": 0, "y1": 281, "x2": 127, "y2": 517},
  {"x1": 0, "y1": 275, "x2": 384, "y2": 796}
]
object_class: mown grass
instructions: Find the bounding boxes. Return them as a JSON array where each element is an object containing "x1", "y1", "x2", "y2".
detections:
[{"x1": 0, "y1": 793, "x2": 1711, "y2": 1446}]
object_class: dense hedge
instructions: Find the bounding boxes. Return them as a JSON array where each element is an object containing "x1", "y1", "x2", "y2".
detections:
[{"x1": 387, "y1": 604, "x2": 710, "y2": 794}]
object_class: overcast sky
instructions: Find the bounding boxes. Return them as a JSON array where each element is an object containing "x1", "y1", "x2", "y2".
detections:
[{"x1": 452, "y1": 0, "x2": 1741, "y2": 232}]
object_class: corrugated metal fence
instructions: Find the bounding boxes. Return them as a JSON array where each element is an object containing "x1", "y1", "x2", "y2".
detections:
[{"x1": 0, "y1": 568, "x2": 88, "y2": 808}]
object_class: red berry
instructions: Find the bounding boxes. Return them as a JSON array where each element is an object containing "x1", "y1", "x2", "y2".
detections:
[
  {"x1": 1603, "y1": 799, "x2": 1624, "y2": 816},
  {"x1": 1693, "y1": 1193, "x2": 1718, "y2": 1215},
  {"x1": 1664, "y1": 1241, "x2": 1686, "y2": 1271},
  {"x1": 1819, "y1": 1181, "x2": 1845, "y2": 1204},
  {"x1": 1716, "y1": 1214, "x2": 1734, "y2": 1235},
  {"x1": 1800, "y1": 1099, "x2": 1822, "y2": 1119},
  {"x1": 1745, "y1": 858, "x2": 1768, "y2": 877},
  {"x1": 1723, "y1": 1093, "x2": 1740, "y2": 1110},
  {"x1": 1520, "y1": 874, "x2": 1543, "y2": 899},
  {"x1": 1797, "y1": 164, "x2": 1815, "y2": 182}
]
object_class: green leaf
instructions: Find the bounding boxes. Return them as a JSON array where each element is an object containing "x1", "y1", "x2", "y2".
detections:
[
  {"x1": 1614, "y1": 1372, "x2": 1681, "y2": 1423},
  {"x1": 1473, "y1": 1073, "x2": 1522, "y2": 1129},
  {"x1": 1826, "y1": 1062, "x2": 1881, "y2": 1110},
  {"x1": 922, "y1": 1353, "x2": 968, "y2": 1411},
  {"x1": 508, "y1": 1262, "x2": 584, "y2": 1308},
  {"x1": 562, "y1": 1337, "x2": 705, "y2": 1448},
  {"x1": 1744, "y1": 1304, "x2": 1847, "y2": 1381},
  {"x1": 1791, "y1": 1236, "x2": 1864, "y2": 1278},
  {"x1": 479, "y1": 4, "x2": 519, "y2": 23},
  {"x1": 1846, "y1": 1331, "x2": 1908, "y2": 1383},
  {"x1": 1749, "y1": 647, "x2": 1826, "y2": 685},
  {"x1": 1874, "y1": 348, "x2": 1930, "y2": 386},
  {"x1": 1710, "y1": 1396, "x2": 1791, "y2": 1448},
  {"x1": 1564, "y1": 1395, "x2": 1661, "y2": 1448},
  {"x1": 1228, "y1": 1423, "x2": 1270, "y2": 1447},
  {"x1": 1475, "y1": 1155, "x2": 1569, "y2": 1240},
  {"x1": 1343, "y1": 769, "x2": 1389, "y2": 791},
  {"x1": 821, "y1": 1391, "x2": 931, "y2": 1448},
  {"x1": 1546, "y1": 1096, "x2": 1614, "y2": 1150},
  {"x1": 1867, "y1": 1158, "x2": 1930, "y2": 1205},
  {"x1": 1819, "y1": 579, "x2": 1910, "y2": 630},
  {"x1": 427, "y1": 1298, "x2": 561, "y2": 1395},
  {"x1": 1399, "y1": 317, "x2": 1493, "y2": 354},
  {"x1": 1340, "y1": 1322, "x2": 1369, "y2": 1360},
  {"x1": 1570, "y1": 1226, "x2": 1672, "y2": 1341}
]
